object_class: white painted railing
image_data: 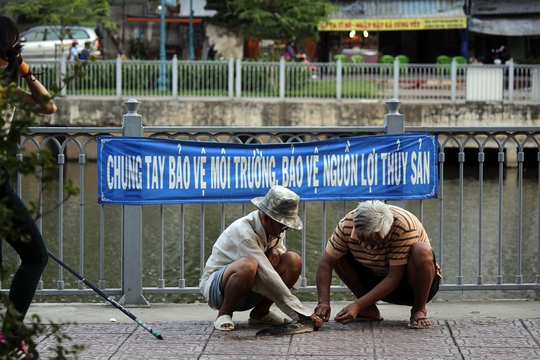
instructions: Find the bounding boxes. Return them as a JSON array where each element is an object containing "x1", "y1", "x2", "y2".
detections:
[
  {"x1": 2, "y1": 99, "x2": 539, "y2": 305},
  {"x1": 21, "y1": 57, "x2": 540, "y2": 103}
]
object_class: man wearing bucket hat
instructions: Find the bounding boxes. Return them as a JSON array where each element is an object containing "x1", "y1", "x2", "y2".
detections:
[{"x1": 200, "y1": 185, "x2": 316, "y2": 331}]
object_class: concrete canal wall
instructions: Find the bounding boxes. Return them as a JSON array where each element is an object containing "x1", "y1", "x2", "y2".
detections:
[{"x1": 40, "y1": 97, "x2": 540, "y2": 128}]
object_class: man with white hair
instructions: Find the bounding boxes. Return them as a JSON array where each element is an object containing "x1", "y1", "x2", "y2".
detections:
[{"x1": 314, "y1": 200, "x2": 441, "y2": 329}]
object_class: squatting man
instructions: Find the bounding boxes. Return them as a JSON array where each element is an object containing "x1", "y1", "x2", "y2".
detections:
[
  {"x1": 314, "y1": 200, "x2": 441, "y2": 329},
  {"x1": 199, "y1": 185, "x2": 322, "y2": 331}
]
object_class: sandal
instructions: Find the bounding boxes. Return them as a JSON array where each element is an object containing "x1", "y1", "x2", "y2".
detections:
[
  {"x1": 248, "y1": 311, "x2": 287, "y2": 325},
  {"x1": 408, "y1": 316, "x2": 431, "y2": 329},
  {"x1": 214, "y1": 314, "x2": 235, "y2": 331}
]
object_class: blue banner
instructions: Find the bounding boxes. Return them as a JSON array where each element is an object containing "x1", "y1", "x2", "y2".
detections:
[{"x1": 97, "y1": 133, "x2": 438, "y2": 204}]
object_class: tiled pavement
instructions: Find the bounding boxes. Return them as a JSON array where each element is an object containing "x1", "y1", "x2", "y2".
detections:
[{"x1": 28, "y1": 300, "x2": 540, "y2": 359}]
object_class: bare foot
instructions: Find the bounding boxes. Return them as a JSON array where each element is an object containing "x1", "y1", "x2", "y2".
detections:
[
  {"x1": 357, "y1": 304, "x2": 382, "y2": 320},
  {"x1": 409, "y1": 309, "x2": 431, "y2": 328}
]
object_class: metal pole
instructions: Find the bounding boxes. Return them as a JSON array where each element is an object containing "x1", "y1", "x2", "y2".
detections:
[
  {"x1": 188, "y1": 0, "x2": 194, "y2": 60},
  {"x1": 279, "y1": 56, "x2": 285, "y2": 101},
  {"x1": 236, "y1": 57, "x2": 241, "y2": 100},
  {"x1": 158, "y1": 0, "x2": 167, "y2": 90},
  {"x1": 393, "y1": 59, "x2": 399, "y2": 99},
  {"x1": 336, "y1": 58, "x2": 342, "y2": 101},
  {"x1": 228, "y1": 56, "x2": 234, "y2": 99},
  {"x1": 508, "y1": 59, "x2": 514, "y2": 103},
  {"x1": 384, "y1": 98, "x2": 404, "y2": 208},
  {"x1": 120, "y1": 99, "x2": 149, "y2": 306},
  {"x1": 116, "y1": 54, "x2": 122, "y2": 98},
  {"x1": 451, "y1": 59, "x2": 457, "y2": 103}
]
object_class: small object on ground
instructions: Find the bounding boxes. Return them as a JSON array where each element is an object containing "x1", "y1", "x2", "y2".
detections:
[
  {"x1": 47, "y1": 251, "x2": 163, "y2": 340},
  {"x1": 214, "y1": 314, "x2": 235, "y2": 331},
  {"x1": 109, "y1": 318, "x2": 117, "y2": 322},
  {"x1": 256, "y1": 317, "x2": 315, "y2": 336}
]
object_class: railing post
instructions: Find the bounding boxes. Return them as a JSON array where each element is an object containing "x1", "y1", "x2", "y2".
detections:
[
  {"x1": 451, "y1": 59, "x2": 457, "y2": 103},
  {"x1": 384, "y1": 98, "x2": 404, "y2": 208},
  {"x1": 508, "y1": 59, "x2": 514, "y2": 103},
  {"x1": 393, "y1": 58, "x2": 399, "y2": 99},
  {"x1": 228, "y1": 56, "x2": 234, "y2": 99},
  {"x1": 336, "y1": 58, "x2": 342, "y2": 101},
  {"x1": 116, "y1": 54, "x2": 122, "y2": 99},
  {"x1": 60, "y1": 57, "x2": 66, "y2": 97},
  {"x1": 120, "y1": 99, "x2": 149, "y2": 306},
  {"x1": 236, "y1": 57, "x2": 241, "y2": 100},
  {"x1": 279, "y1": 56, "x2": 285, "y2": 101},
  {"x1": 172, "y1": 54, "x2": 178, "y2": 99}
]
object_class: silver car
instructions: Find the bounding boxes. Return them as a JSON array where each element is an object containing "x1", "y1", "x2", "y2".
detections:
[{"x1": 19, "y1": 26, "x2": 102, "y2": 60}]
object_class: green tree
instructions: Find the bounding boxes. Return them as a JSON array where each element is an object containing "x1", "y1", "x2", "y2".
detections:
[
  {"x1": 205, "y1": 0, "x2": 334, "y2": 41},
  {"x1": 9, "y1": 0, "x2": 114, "y2": 59}
]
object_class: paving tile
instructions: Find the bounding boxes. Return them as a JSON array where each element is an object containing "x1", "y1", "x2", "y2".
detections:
[
  {"x1": 523, "y1": 319, "x2": 540, "y2": 340},
  {"x1": 460, "y1": 347, "x2": 540, "y2": 359},
  {"x1": 203, "y1": 325, "x2": 291, "y2": 356},
  {"x1": 289, "y1": 325, "x2": 373, "y2": 356},
  {"x1": 27, "y1": 311, "x2": 540, "y2": 360}
]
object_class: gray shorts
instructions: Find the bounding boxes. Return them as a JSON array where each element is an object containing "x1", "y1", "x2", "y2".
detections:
[{"x1": 207, "y1": 265, "x2": 266, "y2": 311}]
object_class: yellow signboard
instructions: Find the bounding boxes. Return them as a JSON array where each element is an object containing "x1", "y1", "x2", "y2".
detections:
[{"x1": 319, "y1": 17, "x2": 466, "y2": 31}]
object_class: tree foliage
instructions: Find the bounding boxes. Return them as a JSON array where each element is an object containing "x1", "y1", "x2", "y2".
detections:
[
  {"x1": 8, "y1": 0, "x2": 114, "y2": 59},
  {"x1": 9, "y1": 0, "x2": 114, "y2": 49},
  {"x1": 205, "y1": 0, "x2": 334, "y2": 40},
  {"x1": 8, "y1": 0, "x2": 114, "y2": 30}
]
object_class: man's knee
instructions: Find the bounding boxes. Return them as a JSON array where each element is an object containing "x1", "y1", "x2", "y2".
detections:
[
  {"x1": 234, "y1": 257, "x2": 259, "y2": 276},
  {"x1": 279, "y1": 251, "x2": 302, "y2": 270},
  {"x1": 409, "y1": 242, "x2": 434, "y2": 268},
  {"x1": 224, "y1": 257, "x2": 258, "y2": 282}
]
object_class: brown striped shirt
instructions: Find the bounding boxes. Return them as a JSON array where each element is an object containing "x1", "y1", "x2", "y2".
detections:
[{"x1": 326, "y1": 205, "x2": 438, "y2": 277}]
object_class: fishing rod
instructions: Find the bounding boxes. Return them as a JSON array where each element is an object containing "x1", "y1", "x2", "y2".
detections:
[{"x1": 48, "y1": 251, "x2": 163, "y2": 340}]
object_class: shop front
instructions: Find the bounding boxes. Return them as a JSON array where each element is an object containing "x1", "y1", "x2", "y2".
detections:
[{"x1": 317, "y1": 0, "x2": 467, "y2": 64}]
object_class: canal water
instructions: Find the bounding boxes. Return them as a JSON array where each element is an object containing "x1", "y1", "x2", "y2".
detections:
[{"x1": 2, "y1": 162, "x2": 539, "y2": 304}]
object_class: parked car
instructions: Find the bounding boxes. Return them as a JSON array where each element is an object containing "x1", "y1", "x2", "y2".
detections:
[{"x1": 19, "y1": 26, "x2": 102, "y2": 60}]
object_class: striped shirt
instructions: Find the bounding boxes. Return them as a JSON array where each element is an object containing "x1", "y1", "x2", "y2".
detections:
[{"x1": 326, "y1": 205, "x2": 440, "y2": 277}]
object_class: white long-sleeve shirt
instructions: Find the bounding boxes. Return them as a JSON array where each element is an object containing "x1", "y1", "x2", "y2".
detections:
[{"x1": 199, "y1": 210, "x2": 311, "y2": 320}]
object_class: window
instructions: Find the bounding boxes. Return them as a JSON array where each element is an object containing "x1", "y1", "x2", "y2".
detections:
[
  {"x1": 68, "y1": 30, "x2": 90, "y2": 40},
  {"x1": 45, "y1": 30, "x2": 60, "y2": 41},
  {"x1": 23, "y1": 30, "x2": 45, "y2": 42}
]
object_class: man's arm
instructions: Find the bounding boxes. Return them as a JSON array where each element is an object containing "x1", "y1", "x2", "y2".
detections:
[
  {"x1": 314, "y1": 251, "x2": 338, "y2": 321},
  {"x1": 240, "y1": 238, "x2": 312, "y2": 318},
  {"x1": 14, "y1": 63, "x2": 57, "y2": 114}
]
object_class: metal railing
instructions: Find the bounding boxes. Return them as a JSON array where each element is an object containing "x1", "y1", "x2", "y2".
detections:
[
  {"x1": 22, "y1": 57, "x2": 540, "y2": 103},
  {"x1": 2, "y1": 99, "x2": 539, "y2": 305}
]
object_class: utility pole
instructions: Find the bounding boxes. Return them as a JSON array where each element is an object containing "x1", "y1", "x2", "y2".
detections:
[
  {"x1": 188, "y1": 0, "x2": 194, "y2": 60},
  {"x1": 158, "y1": 0, "x2": 167, "y2": 90}
]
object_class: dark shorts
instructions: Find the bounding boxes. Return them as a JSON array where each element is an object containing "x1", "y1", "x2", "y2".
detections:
[
  {"x1": 344, "y1": 251, "x2": 440, "y2": 306},
  {"x1": 207, "y1": 265, "x2": 266, "y2": 311}
]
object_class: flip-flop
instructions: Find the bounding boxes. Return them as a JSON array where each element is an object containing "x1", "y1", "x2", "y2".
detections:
[
  {"x1": 248, "y1": 311, "x2": 287, "y2": 325},
  {"x1": 214, "y1": 314, "x2": 235, "y2": 331},
  {"x1": 408, "y1": 316, "x2": 431, "y2": 329}
]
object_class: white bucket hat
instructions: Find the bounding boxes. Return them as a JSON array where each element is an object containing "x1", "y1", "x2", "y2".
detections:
[{"x1": 251, "y1": 186, "x2": 303, "y2": 230}]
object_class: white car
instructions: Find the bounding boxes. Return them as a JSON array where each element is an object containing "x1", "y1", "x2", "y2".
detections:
[{"x1": 19, "y1": 26, "x2": 102, "y2": 60}]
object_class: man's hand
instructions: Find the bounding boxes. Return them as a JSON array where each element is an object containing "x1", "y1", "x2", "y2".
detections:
[
  {"x1": 310, "y1": 313, "x2": 323, "y2": 329},
  {"x1": 334, "y1": 302, "x2": 361, "y2": 324},
  {"x1": 265, "y1": 248, "x2": 280, "y2": 268},
  {"x1": 314, "y1": 302, "x2": 331, "y2": 322},
  {"x1": 297, "y1": 313, "x2": 324, "y2": 329}
]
